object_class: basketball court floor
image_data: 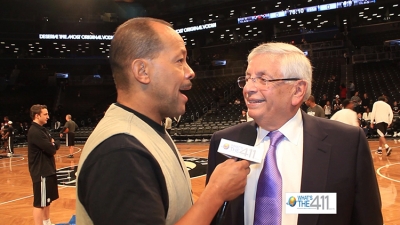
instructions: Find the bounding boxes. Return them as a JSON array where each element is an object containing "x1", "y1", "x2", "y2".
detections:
[{"x1": 0, "y1": 139, "x2": 399, "y2": 225}]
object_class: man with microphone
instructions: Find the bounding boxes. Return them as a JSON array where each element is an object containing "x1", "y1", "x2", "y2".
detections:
[
  {"x1": 76, "y1": 17, "x2": 250, "y2": 225},
  {"x1": 206, "y1": 42, "x2": 382, "y2": 225}
]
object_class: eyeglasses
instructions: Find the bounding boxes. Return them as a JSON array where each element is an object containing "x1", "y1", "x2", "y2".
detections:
[{"x1": 237, "y1": 76, "x2": 300, "y2": 88}]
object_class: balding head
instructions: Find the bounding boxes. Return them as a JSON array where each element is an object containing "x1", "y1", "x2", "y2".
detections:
[{"x1": 110, "y1": 17, "x2": 172, "y2": 91}]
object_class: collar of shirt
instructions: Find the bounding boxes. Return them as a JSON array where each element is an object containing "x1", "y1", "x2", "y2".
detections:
[
  {"x1": 114, "y1": 102, "x2": 166, "y2": 134},
  {"x1": 255, "y1": 109, "x2": 303, "y2": 146}
]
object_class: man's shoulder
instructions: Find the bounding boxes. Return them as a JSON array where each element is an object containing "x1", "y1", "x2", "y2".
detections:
[
  {"x1": 94, "y1": 134, "x2": 146, "y2": 151},
  {"x1": 82, "y1": 134, "x2": 157, "y2": 171}
]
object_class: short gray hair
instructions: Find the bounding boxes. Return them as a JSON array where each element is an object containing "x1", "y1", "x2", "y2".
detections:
[{"x1": 248, "y1": 42, "x2": 312, "y2": 101}]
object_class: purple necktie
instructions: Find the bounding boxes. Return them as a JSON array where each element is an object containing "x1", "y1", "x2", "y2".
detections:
[{"x1": 254, "y1": 131, "x2": 285, "y2": 225}]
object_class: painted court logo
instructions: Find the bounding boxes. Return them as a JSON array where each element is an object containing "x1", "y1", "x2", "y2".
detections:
[
  {"x1": 56, "y1": 166, "x2": 78, "y2": 187},
  {"x1": 183, "y1": 157, "x2": 208, "y2": 178},
  {"x1": 56, "y1": 157, "x2": 208, "y2": 186}
]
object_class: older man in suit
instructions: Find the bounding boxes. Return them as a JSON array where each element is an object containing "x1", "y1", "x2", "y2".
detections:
[{"x1": 206, "y1": 42, "x2": 382, "y2": 225}]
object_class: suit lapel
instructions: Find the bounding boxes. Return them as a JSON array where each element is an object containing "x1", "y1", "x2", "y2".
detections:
[
  {"x1": 298, "y1": 112, "x2": 332, "y2": 225},
  {"x1": 225, "y1": 121, "x2": 258, "y2": 225},
  {"x1": 237, "y1": 121, "x2": 258, "y2": 145}
]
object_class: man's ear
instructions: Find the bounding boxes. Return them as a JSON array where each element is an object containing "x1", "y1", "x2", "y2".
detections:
[
  {"x1": 292, "y1": 80, "x2": 307, "y2": 106},
  {"x1": 131, "y1": 59, "x2": 150, "y2": 84}
]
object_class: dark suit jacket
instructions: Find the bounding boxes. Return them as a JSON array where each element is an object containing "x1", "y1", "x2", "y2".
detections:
[{"x1": 206, "y1": 111, "x2": 382, "y2": 225}]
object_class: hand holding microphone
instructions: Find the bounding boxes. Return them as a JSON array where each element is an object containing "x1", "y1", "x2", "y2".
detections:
[
  {"x1": 207, "y1": 158, "x2": 250, "y2": 202},
  {"x1": 210, "y1": 138, "x2": 262, "y2": 224}
]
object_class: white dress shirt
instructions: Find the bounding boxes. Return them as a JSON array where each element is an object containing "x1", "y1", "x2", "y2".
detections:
[{"x1": 244, "y1": 109, "x2": 304, "y2": 225}]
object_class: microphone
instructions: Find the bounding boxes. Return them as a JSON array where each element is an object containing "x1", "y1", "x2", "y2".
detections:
[
  {"x1": 214, "y1": 134, "x2": 260, "y2": 225},
  {"x1": 215, "y1": 201, "x2": 229, "y2": 225},
  {"x1": 215, "y1": 158, "x2": 242, "y2": 225}
]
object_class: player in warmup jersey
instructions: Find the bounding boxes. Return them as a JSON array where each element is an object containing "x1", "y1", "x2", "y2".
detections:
[{"x1": 60, "y1": 114, "x2": 79, "y2": 158}]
